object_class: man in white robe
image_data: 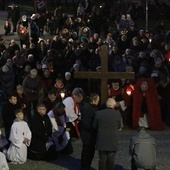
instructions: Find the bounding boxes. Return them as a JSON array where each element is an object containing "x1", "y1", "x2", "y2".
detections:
[
  {"x1": 48, "y1": 103, "x2": 72, "y2": 153},
  {"x1": 62, "y1": 88, "x2": 84, "y2": 138},
  {"x1": 7, "y1": 109, "x2": 32, "y2": 164},
  {"x1": 0, "y1": 151, "x2": 9, "y2": 170}
]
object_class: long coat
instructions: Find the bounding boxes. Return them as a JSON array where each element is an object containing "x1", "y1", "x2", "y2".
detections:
[
  {"x1": 93, "y1": 108, "x2": 121, "y2": 151},
  {"x1": 80, "y1": 102, "x2": 97, "y2": 145},
  {"x1": 22, "y1": 74, "x2": 42, "y2": 102},
  {"x1": 29, "y1": 113, "x2": 52, "y2": 153}
]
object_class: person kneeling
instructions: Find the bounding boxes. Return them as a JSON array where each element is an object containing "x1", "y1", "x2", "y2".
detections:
[
  {"x1": 28, "y1": 104, "x2": 56, "y2": 160},
  {"x1": 7, "y1": 109, "x2": 31, "y2": 164},
  {"x1": 129, "y1": 127, "x2": 157, "y2": 170},
  {"x1": 48, "y1": 102, "x2": 73, "y2": 154}
]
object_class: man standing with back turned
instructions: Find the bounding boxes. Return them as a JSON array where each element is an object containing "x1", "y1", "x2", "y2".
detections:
[{"x1": 93, "y1": 98, "x2": 121, "y2": 170}]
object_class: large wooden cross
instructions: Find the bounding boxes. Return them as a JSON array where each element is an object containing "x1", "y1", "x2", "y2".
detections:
[{"x1": 74, "y1": 45, "x2": 135, "y2": 105}]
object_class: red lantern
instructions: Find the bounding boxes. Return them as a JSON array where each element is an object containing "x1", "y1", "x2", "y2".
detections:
[{"x1": 126, "y1": 86, "x2": 134, "y2": 96}]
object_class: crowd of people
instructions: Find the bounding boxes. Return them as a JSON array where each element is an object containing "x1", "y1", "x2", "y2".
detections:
[{"x1": 0, "y1": 0, "x2": 170, "y2": 169}]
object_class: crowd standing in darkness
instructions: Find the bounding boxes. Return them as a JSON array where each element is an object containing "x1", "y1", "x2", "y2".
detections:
[{"x1": 0, "y1": 0, "x2": 170, "y2": 169}]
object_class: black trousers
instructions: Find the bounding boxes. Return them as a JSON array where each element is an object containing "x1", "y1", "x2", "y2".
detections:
[
  {"x1": 11, "y1": 19, "x2": 17, "y2": 32},
  {"x1": 59, "y1": 139, "x2": 73, "y2": 155},
  {"x1": 98, "y1": 150, "x2": 116, "y2": 170},
  {"x1": 81, "y1": 144, "x2": 95, "y2": 170},
  {"x1": 28, "y1": 144, "x2": 57, "y2": 161}
]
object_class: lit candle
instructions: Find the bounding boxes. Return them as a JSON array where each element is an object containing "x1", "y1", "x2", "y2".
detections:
[
  {"x1": 60, "y1": 92, "x2": 65, "y2": 99},
  {"x1": 149, "y1": 38, "x2": 152, "y2": 43}
]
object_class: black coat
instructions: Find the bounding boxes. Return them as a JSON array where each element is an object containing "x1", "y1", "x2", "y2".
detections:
[
  {"x1": 7, "y1": 7, "x2": 20, "y2": 22},
  {"x1": 30, "y1": 113, "x2": 52, "y2": 153},
  {"x1": 2, "y1": 101, "x2": 20, "y2": 139},
  {"x1": 80, "y1": 102, "x2": 97, "y2": 145}
]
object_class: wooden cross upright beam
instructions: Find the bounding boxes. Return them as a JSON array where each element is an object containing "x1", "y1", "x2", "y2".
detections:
[{"x1": 74, "y1": 45, "x2": 135, "y2": 105}]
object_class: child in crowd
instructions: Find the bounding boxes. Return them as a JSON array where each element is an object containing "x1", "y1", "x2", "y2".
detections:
[{"x1": 7, "y1": 109, "x2": 32, "y2": 164}]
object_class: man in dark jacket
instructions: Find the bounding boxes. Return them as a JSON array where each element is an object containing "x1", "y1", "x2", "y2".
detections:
[
  {"x1": 129, "y1": 127, "x2": 157, "y2": 170},
  {"x1": 80, "y1": 93, "x2": 100, "y2": 170},
  {"x1": 7, "y1": 4, "x2": 20, "y2": 32},
  {"x1": 93, "y1": 98, "x2": 121, "y2": 170},
  {"x1": 2, "y1": 92, "x2": 20, "y2": 143},
  {"x1": 28, "y1": 103, "x2": 54, "y2": 160}
]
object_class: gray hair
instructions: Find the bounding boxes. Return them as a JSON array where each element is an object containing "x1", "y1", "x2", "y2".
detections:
[
  {"x1": 30, "y1": 69, "x2": 38, "y2": 75},
  {"x1": 106, "y1": 98, "x2": 116, "y2": 108},
  {"x1": 72, "y1": 87, "x2": 84, "y2": 97}
]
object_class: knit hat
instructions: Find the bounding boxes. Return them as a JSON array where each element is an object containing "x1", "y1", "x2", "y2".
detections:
[
  {"x1": 42, "y1": 64, "x2": 48, "y2": 69},
  {"x1": 65, "y1": 72, "x2": 71, "y2": 76},
  {"x1": 17, "y1": 84, "x2": 23, "y2": 90},
  {"x1": 96, "y1": 66, "x2": 101, "y2": 71},
  {"x1": 22, "y1": 15, "x2": 27, "y2": 22},
  {"x1": 2, "y1": 65, "x2": 9, "y2": 73},
  {"x1": 28, "y1": 54, "x2": 34, "y2": 58},
  {"x1": 73, "y1": 63, "x2": 79, "y2": 68},
  {"x1": 31, "y1": 14, "x2": 37, "y2": 20},
  {"x1": 151, "y1": 73, "x2": 158, "y2": 78}
]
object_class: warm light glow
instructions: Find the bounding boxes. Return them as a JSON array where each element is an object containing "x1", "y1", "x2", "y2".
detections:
[
  {"x1": 60, "y1": 92, "x2": 65, "y2": 99},
  {"x1": 19, "y1": 26, "x2": 27, "y2": 35},
  {"x1": 168, "y1": 57, "x2": 170, "y2": 62},
  {"x1": 167, "y1": 52, "x2": 170, "y2": 62},
  {"x1": 126, "y1": 86, "x2": 134, "y2": 96},
  {"x1": 21, "y1": 30, "x2": 25, "y2": 34},
  {"x1": 149, "y1": 38, "x2": 152, "y2": 43}
]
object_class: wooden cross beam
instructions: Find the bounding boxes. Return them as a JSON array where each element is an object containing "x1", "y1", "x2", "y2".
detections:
[{"x1": 74, "y1": 45, "x2": 135, "y2": 105}]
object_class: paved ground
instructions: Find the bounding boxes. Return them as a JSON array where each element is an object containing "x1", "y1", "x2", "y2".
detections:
[
  {"x1": 6, "y1": 127, "x2": 170, "y2": 170},
  {"x1": 1, "y1": 10, "x2": 170, "y2": 170}
]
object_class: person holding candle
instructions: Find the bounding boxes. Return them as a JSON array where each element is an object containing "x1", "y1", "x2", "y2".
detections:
[{"x1": 54, "y1": 77, "x2": 69, "y2": 99}]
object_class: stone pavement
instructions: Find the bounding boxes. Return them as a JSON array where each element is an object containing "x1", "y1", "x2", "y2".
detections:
[
  {"x1": 0, "y1": 10, "x2": 170, "y2": 170},
  {"x1": 7, "y1": 127, "x2": 170, "y2": 170}
]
